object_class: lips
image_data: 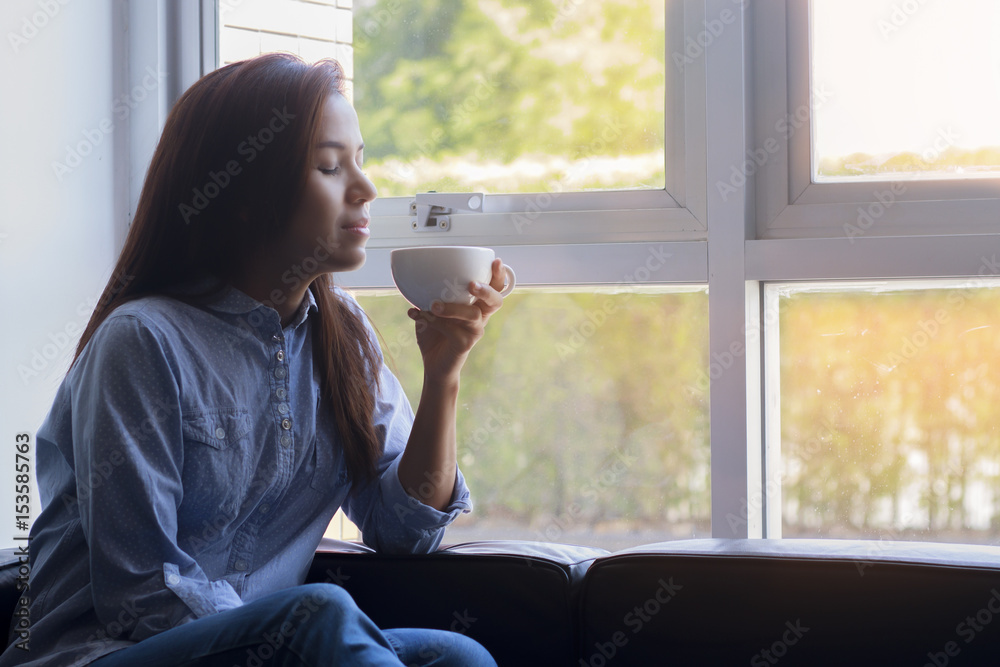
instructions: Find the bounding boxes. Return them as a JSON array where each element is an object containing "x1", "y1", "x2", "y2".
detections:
[{"x1": 343, "y1": 218, "x2": 370, "y2": 234}]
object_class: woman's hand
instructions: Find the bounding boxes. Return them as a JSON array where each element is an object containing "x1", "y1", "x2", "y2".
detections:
[
  {"x1": 406, "y1": 258, "x2": 508, "y2": 385},
  {"x1": 399, "y1": 258, "x2": 509, "y2": 510}
]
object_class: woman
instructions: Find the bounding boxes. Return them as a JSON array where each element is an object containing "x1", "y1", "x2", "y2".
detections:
[{"x1": 1, "y1": 54, "x2": 502, "y2": 666}]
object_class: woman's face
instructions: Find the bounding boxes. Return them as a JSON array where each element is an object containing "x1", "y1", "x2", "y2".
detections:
[{"x1": 282, "y1": 93, "x2": 377, "y2": 278}]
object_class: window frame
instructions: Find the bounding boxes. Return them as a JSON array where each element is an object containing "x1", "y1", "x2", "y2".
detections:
[
  {"x1": 213, "y1": 0, "x2": 711, "y2": 254},
  {"x1": 324, "y1": 0, "x2": 713, "y2": 287},
  {"x1": 752, "y1": 0, "x2": 1000, "y2": 241},
  {"x1": 169, "y1": 0, "x2": 1000, "y2": 544}
]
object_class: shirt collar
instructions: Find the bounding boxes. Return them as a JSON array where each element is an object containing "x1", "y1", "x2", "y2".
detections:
[
  {"x1": 172, "y1": 275, "x2": 318, "y2": 328},
  {"x1": 282, "y1": 286, "x2": 318, "y2": 329}
]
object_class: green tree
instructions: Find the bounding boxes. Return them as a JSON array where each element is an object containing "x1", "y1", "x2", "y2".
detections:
[{"x1": 353, "y1": 0, "x2": 666, "y2": 194}]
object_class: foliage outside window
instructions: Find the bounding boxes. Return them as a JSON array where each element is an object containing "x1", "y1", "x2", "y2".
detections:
[
  {"x1": 353, "y1": 0, "x2": 666, "y2": 195},
  {"x1": 358, "y1": 289, "x2": 710, "y2": 550},
  {"x1": 777, "y1": 282, "x2": 1000, "y2": 545}
]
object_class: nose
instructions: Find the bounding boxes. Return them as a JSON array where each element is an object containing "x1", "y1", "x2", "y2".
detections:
[{"x1": 352, "y1": 169, "x2": 377, "y2": 204}]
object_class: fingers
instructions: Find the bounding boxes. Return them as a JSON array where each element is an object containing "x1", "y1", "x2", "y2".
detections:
[
  {"x1": 471, "y1": 258, "x2": 508, "y2": 314},
  {"x1": 488, "y1": 258, "x2": 507, "y2": 293},
  {"x1": 417, "y1": 300, "x2": 484, "y2": 323},
  {"x1": 471, "y1": 278, "x2": 504, "y2": 311},
  {"x1": 408, "y1": 304, "x2": 483, "y2": 352}
]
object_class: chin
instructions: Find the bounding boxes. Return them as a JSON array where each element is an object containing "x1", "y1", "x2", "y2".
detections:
[{"x1": 328, "y1": 251, "x2": 367, "y2": 274}]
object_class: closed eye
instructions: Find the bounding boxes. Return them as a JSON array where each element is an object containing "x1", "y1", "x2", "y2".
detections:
[{"x1": 319, "y1": 166, "x2": 341, "y2": 176}]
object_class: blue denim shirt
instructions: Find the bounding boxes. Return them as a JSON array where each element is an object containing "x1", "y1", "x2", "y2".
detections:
[{"x1": 0, "y1": 283, "x2": 471, "y2": 667}]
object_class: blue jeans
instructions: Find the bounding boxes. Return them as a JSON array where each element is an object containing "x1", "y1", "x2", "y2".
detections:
[{"x1": 88, "y1": 583, "x2": 497, "y2": 667}]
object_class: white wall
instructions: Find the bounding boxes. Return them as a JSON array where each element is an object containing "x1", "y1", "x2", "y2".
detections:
[{"x1": 0, "y1": 0, "x2": 128, "y2": 547}]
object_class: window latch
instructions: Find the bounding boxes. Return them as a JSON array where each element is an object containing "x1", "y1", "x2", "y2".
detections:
[{"x1": 409, "y1": 192, "x2": 484, "y2": 232}]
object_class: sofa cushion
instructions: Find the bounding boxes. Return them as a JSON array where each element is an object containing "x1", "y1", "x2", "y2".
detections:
[
  {"x1": 307, "y1": 538, "x2": 608, "y2": 667},
  {"x1": 580, "y1": 538, "x2": 1000, "y2": 666}
]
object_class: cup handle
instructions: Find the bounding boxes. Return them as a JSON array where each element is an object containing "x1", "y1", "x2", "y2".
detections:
[{"x1": 498, "y1": 265, "x2": 516, "y2": 298}]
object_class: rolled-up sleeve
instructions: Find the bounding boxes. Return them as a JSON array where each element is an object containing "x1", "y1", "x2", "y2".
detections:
[
  {"x1": 72, "y1": 314, "x2": 242, "y2": 641},
  {"x1": 342, "y1": 360, "x2": 472, "y2": 555}
]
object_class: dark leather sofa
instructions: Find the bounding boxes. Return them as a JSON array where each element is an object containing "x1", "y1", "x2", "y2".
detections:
[{"x1": 3, "y1": 538, "x2": 1000, "y2": 665}]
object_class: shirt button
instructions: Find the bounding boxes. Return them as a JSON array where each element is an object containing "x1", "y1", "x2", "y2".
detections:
[
  {"x1": 234, "y1": 559, "x2": 248, "y2": 572},
  {"x1": 278, "y1": 403, "x2": 289, "y2": 415},
  {"x1": 274, "y1": 367, "x2": 287, "y2": 379},
  {"x1": 281, "y1": 419, "x2": 292, "y2": 430},
  {"x1": 259, "y1": 504, "x2": 270, "y2": 514},
  {"x1": 276, "y1": 350, "x2": 285, "y2": 362},
  {"x1": 272, "y1": 334, "x2": 282, "y2": 342},
  {"x1": 276, "y1": 388, "x2": 287, "y2": 400},
  {"x1": 280, "y1": 435, "x2": 291, "y2": 447},
  {"x1": 214, "y1": 427, "x2": 226, "y2": 439},
  {"x1": 166, "y1": 573, "x2": 180, "y2": 585}
]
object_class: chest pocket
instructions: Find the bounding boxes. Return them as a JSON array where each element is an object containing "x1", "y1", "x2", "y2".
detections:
[{"x1": 180, "y1": 408, "x2": 255, "y2": 520}]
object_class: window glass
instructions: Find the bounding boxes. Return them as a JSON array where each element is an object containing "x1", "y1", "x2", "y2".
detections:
[
  {"x1": 357, "y1": 287, "x2": 710, "y2": 550},
  {"x1": 810, "y1": 0, "x2": 1000, "y2": 182},
  {"x1": 219, "y1": 0, "x2": 666, "y2": 197},
  {"x1": 773, "y1": 280, "x2": 1000, "y2": 544},
  {"x1": 218, "y1": 1, "x2": 683, "y2": 545}
]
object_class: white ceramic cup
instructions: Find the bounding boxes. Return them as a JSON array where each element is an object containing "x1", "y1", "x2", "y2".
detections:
[{"x1": 390, "y1": 246, "x2": 516, "y2": 311}]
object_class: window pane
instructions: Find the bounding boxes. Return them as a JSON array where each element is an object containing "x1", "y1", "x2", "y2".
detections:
[
  {"x1": 357, "y1": 287, "x2": 710, "y2": 550},
  {"x1": 219, "y1": 0, "x2": 666, "y2": 197},
  {"x1": 810, "y1": 0, "x2": 1000, "y2": 182},
  {"x1": 773, "y1": 280, "x2": 1000, "y2": 544},
  {"x1": 354, "y1": 1, "x2": 665, "y2": 196}
]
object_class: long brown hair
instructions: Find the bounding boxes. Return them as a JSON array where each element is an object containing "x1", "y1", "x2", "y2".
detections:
[{"x1": 73, "y1": 53, "x2": 383, "y2": 485}]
